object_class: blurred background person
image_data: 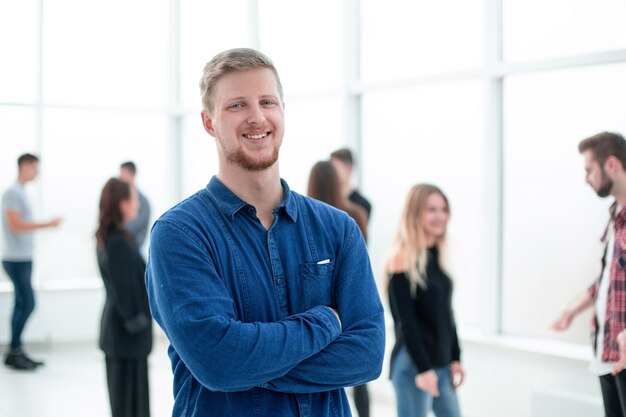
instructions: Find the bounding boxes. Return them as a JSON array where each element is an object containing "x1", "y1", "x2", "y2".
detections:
[
  {"x1": 2, "y1": 153, "x2": 61, "y2": 370},
  {"x1": 307, "y1": 159, "x2": 369, "y2": 417},
  {"x1": 308, "y1": 160, "x2": 368, "y2": 244},
  {"x1": 330, "y1": 148, "x2": 372, "y2": 220},
  {"x1": 96, "y1": 178, "x2": 153, "y2": 417},
  {"x1": 119, "y1": 161, "x2": 151, "y2": 253},
  {"x1": 552, "y1": 131, "x2": 626, "y2": 417},
  {"x1": 330, "y1": 148, "x2": 373, "y2": 417},
  {"x1": 385, "y1": 184, "x2": 464, "y2": 417}
]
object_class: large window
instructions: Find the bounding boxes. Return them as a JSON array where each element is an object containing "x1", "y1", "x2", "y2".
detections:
[
  {"x1": 181, "y1": 115, "x2": 219, "y2": 197},
  {"x1": 180, "y1": 1, "x2": 251, "y2": 109},
  {"x1": 279, "y1": 95, "x2": 344, "y2": 194},
  {"x1": 361, "y1": 0, "x2": 484, "y2": 82},
  {"x1": 42, "y1": 0, "x2": 169, "y2": 109},
  {"x1": 504, "y1": 0, "x2": 626, "y2": 62},
  {"x1": 0, "y1": 0, "x2": 39, "y2": 103},
  {"x1": 2, "y1": 0, "x2": 626, "y2": 350},
  {"x1": 37, "y1": 109, "x2": 170, "y2": 281},
  {"x1": 258, "y1": 0, "x2": 343, "y2": 95},
  {"x1": 362, "y1": 81, "x2": 485, "y2": 326},
  {"x1": 502, "y1": 62, "x2": 626, "y2": 342}
]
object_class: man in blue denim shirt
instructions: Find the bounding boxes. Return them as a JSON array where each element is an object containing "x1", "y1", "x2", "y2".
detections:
[{"x1": 145, "y1": 48, "x2": 385, "y2": 417}]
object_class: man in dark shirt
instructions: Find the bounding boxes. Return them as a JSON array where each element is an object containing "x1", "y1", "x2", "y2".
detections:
[
  {"x1": 119, "y1": 161, "x2": 151, "y2": 252},
  {"x1": 330, "y1": 148, "x2": 372, "y2": 219}
]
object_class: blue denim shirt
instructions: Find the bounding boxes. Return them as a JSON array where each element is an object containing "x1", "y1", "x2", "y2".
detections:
[{"x1": 146, "y1": 177, "x2": 385, "y2": 417}]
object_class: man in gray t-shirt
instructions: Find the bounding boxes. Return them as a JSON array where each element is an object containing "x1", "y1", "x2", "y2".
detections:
[{"x1": 2, "y1": 153, "x2": 61, "y2": 370}]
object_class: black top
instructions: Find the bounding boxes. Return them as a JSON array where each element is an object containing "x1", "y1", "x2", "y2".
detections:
[
  {"x1": 97, "y1": 232, "x2": 153, "y2": 358},
  {"x1": 349, "y1": 190, "x2": 372, "y2": 219},
  {"x1": 388, "y1": 246, "x2": 460, "y2": 376}
]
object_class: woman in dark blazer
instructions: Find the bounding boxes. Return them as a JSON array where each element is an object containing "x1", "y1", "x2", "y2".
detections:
[{"x1": 96, "y1": 177, "x2": 152, "y2": 417}]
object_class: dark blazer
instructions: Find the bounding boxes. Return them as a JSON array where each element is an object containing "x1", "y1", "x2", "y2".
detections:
[{"x1": 97, "y1": 231, "x2": 152, "y2": 358}]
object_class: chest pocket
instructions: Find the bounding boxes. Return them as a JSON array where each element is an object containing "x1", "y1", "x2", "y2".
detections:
[{"x1": 298, "y1": 260, "x2": 335, "y2": 310}]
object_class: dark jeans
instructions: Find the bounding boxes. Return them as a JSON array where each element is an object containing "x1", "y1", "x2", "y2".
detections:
[
  {"x1": 2, "y1": 261, "x2": 34, "y2": 350},
  {"x1": 600, "y1": 369, "x2": 626, "y2": 417}
]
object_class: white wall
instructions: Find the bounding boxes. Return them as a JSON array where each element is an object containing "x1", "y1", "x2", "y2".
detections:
[{"x1": 459, "y1": 335, "x2": 603, "y2": 417}]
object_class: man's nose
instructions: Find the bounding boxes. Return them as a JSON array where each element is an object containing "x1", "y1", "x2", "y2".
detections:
[{"x1": 247, "y1": 105, "x2": 266, "y2": 126}]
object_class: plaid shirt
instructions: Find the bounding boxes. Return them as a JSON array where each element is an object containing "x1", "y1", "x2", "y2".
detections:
[{"x1": 588, "y1": 203, "x2": 626, "y2": 362}]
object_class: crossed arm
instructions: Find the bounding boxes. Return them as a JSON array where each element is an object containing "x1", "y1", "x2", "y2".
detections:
[{"x1": 146, "y1": 220, "x2": 385, "y2": 393}]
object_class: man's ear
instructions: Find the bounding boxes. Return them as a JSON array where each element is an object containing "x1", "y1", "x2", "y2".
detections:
[
  {"x1": 201, "y1": 111, "x2": 215, "y2": 137},
  {"x1": 605, "y1": 155, "x2": 618, "y2": 172},
  {"x1": 608, "y1": 155, "x2": 626, "y2": 174}
]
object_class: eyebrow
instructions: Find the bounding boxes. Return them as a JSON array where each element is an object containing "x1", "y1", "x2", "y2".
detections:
[{"x1": 225, "y1": 94, "x2": 279, "y2": 101}]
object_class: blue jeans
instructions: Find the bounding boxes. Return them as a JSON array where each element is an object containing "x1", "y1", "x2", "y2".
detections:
[
  {"x1": 391, "y1": 347, "x2": 461, "y2": 417},
  {"x1": 2, "y1": 261, "x2": 35, "y2": 350}
]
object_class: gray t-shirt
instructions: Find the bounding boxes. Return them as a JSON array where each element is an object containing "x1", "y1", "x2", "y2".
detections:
[{"x1": 2, "y1": 182, "x2": 34, "y2": 261}]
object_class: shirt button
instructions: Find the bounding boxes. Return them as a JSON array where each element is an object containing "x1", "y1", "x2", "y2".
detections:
[{"x1": 276, "y1": 278, "x2": 282, "y2": 285}]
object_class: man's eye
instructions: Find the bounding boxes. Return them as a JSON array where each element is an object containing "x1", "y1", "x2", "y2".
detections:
[
  {"x1": 261, "y1": 100, "x2": 275, "y2": 106},
  {"x1": 228, "y1": 103, "x2": 243, "y2": 109}
]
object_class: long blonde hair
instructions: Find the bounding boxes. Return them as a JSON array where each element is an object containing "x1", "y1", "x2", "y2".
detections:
[{"x1": 392, "y1": 183, "x2": 450, "y2": 289}]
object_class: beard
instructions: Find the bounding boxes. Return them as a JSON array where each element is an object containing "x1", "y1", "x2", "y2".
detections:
[
  {"x1": 226, "y1": 145, "x2": 280, "y2": 171},
  {"x1": 595, "y1": 170, "x2": 613, "y2": 198}
]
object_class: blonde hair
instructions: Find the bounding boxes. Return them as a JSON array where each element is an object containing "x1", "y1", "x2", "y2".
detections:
[
  {"x1": 199, "y1": 48, "x2": 283, "y2": 113},
  {"x1": 392, "y1": 183, "x2": 450, "y2": 288}
]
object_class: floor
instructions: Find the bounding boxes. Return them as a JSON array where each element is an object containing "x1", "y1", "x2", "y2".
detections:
[{"x1": 0, "y1": 337, "x2": 396, "y2": 417}]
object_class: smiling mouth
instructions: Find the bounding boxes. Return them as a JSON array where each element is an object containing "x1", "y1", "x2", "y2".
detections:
[{"x1": 244, "y1": 133, "x2": 269, "y2": 140}]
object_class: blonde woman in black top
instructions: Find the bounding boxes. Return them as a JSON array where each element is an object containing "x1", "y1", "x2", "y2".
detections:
[{"x1": 386, "y1": 184, "x2": 464, "y2": 417}]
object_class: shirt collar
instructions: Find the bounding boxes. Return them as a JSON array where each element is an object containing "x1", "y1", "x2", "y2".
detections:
[
  {"x1": 613, "y1": 203, "x2": 626, "y2": 227},
  {"x1": 206, "y1": 176, "x2": 298, "y2": 222},
  {"x1": 602, "y1": 201, "x2": 626, "y2": 241}
]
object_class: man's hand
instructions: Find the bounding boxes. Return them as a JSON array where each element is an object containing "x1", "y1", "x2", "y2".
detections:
[
  {"x1": 450, "y1": 361, "x2": 465, "y2": 389},
  {"x1": 551, "y1": 309, "x2": 575, "y2": 331},
  {"x1": 47, "y1": 217, "x2": 62, "y2": 228},
  {"x1": 611, "y1": 329, "x2": 626, "y2": 376},
  {"x1": 415, "y1": 370, "x2": 439, "y2": 397}
]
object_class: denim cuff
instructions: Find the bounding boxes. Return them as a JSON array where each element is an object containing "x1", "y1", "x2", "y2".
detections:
[{"x1": 310, "y1": 306, "x2": 342, "y2": 340}]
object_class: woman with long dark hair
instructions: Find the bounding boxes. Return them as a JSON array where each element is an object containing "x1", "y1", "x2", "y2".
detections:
[
  {"x1": 307, "y1": 160, "x2": 368, "y2": 241},
  {"x1": 385, "y1": 184, "x2": 464, "y2": 417},
  {"x1": 96, "y1": 177, "x2": 152, "y2": 417},
  {"x1": 307, "y1": 160, "x2": 370, "y2": 417}
]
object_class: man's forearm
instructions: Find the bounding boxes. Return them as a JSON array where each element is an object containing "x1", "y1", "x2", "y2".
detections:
[
  {"x1": 567, "y1": 291, "x2": 594, "y2": 316},
  {"x1": 259, "y1": 311, "x2": 385, "y2": 393},
  {"x1": 9, "y1": 220, "x2": 51, "y2": 232},
  {"x1": 153, "y1": 301, "x2": 343, "y2": 392}
]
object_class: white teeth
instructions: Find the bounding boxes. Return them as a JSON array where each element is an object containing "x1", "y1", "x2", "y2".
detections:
[{"x1": 245, "y1": 133, "x2": 267, "y2": 140}]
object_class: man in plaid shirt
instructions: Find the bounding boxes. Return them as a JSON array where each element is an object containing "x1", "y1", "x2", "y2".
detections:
[{"x1": 553, "y1": 131, "x2": 626, "y2": 417}]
